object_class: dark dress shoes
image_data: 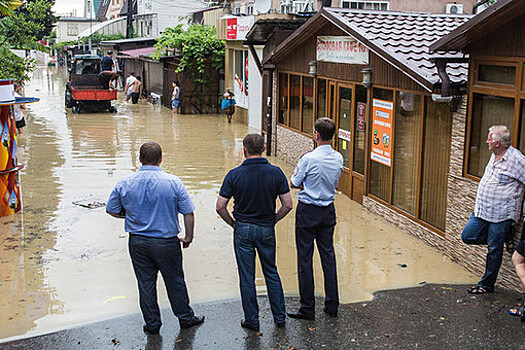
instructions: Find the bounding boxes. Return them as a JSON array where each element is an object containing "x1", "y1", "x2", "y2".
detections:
[
  {"x1": 180, "y1": 315, "x2": 205, "y2": 329},
  {"x1": 287, "y1": 311, "x2": 315, "y2": 320},
  {"x1": 275, "y1": 320, "x2": 285, "y2": 328},
  {"x1": 241, "y1": 320, "x2": 260, "y2": 332},
  {"x1": 143, "y1": 325, "x2": 160, "y2": 335},
  {"x1": 324, "y1": 308, "x2": 338, "y2": 317}
]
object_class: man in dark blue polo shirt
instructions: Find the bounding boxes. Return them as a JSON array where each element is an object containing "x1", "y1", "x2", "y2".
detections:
[
  {"x1": 216, "y1": 134, "x2": 293, "y2": 332},
  {"x1": 101, "y1": 51, "x2": 114, "y2": 71}
]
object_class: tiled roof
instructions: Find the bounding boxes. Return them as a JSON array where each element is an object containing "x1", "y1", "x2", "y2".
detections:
[{"x1": 324, "y1": 8, "x2": 472, "y2": 87}]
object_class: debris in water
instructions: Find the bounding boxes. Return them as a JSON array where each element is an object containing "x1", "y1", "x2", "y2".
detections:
[
  {"x1": 397, "y1": 264, "x2": 407, "y2": 268},
  {"x1": 440, "y1": 286, "x2": 453, "y2": 290},
  {"x1": 104, "y1": 296, "x2": 126, "y2": 304},
  {"x1": 111, "y1": 338, "x2": 120, "y2": 345},
  {"x1": 73, "y1": 200, "x2": 106, "y2": 209}
]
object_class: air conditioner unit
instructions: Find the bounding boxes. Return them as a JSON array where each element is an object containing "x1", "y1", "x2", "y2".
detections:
[{"x1": 446, "y1": 3, "x2": 463, "y2": 14}]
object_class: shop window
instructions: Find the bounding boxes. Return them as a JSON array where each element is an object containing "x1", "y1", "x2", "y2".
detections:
[
  {"x1": 419, "y1": 98, "x2": 452, "y2": 231},
  {"x1": 369, "y1": 88, "x2": 393, "y2": 202},
  {"x1": 392, "y1": 92, "x2": 422, "y2": 215},
  {"x1": 289, "y1": 75, "x2": 301, "y2": 130},
  {"x1": 467, "y1": 94, "x2": 514, "y2": 178},
  {"x1": 317, "y1": 78, "x2": 327, "y2": 119},
  {"x1": 353, "y1": 85, "x2": 367, "y2": 175},
  {"x1": 478, "y1": 64, "x2": 516, "y2": 85},
  {"x1": 278, "y1": 73, "x2": 288, "y2": 125},
  {"x1": 234, "y1": 50, "x2": 249, "y2": 108},
  {"x1": 301, "y1": 77, "x2": 314, "y2": 135}
]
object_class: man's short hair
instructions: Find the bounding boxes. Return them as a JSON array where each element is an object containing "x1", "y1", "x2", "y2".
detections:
[
  {"x1": 315, "y1": 117, "x2": 336, "y2": 141},
  {"x1": 243, "y1": 134, "x2": 265, "y2": 156},
  {"x1": 140, "y1": 142, "x2": 162, "y2": 165},
  {"x1": 130, "y1": 72, "x2": 135, "y2": 76},
  {"x1": 489, "y1": 125, "x2": 511, "y2": 146},
  {"x1": 107, "y1": 50, "x2": 113, "y2": 55}
]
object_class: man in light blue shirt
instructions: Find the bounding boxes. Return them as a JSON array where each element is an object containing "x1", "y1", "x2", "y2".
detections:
[
  {"x1": 106, "y1": 142, "x2": 204, "y2": 334},
  {"x1": 288, "y1": 118, "x2": 343, "y2": 321}
]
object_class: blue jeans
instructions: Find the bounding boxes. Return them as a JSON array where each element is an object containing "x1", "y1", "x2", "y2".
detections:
[
  {"x1": 461, "y1": 213, "x2": 513, "y2": 289},
  {"x1": 234, "y1": 222, "x2": 286, "y2": 326},
  {"x1": 129, "y1": 234, "x2": 195, "y2": 331}
]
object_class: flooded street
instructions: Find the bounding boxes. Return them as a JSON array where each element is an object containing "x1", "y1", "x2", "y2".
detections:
[{"x1": 0, "y1": 67, "x2": 476, "y2": 341}]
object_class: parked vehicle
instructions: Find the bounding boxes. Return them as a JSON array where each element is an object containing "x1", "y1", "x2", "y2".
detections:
[{"x1": 65, "y1": 54, "x2": 117, "y2": 113}]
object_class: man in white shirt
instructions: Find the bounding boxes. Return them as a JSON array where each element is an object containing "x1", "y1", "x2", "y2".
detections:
[
  {"x1": 288, "y1": 117, "x2": 343, "y2": 320},
  {"x1": 124, "y1": 72, "x2": 136, "y2": 101},
  {"x1": 462, "y1": 125, "x2": 525, "y2": 294}
]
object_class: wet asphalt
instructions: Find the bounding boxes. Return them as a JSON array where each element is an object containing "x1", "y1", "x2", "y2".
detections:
[{"x1": 2, "y1": 283, "x2": 525, "y2": 349}]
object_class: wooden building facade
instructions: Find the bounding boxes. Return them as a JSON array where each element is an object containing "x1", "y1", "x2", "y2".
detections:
[
  {"x1": 430, "y1": 0, "x2": 525, "y2": 290},
  {"x1": 267, "y1": 8, "x2": 470, "y2": 233}
]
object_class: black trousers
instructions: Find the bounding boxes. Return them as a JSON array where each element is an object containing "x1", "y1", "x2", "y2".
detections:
[
  {"x1": 131, "y1": 92, "x2": 139, "y2": 104},
  {"x1": 129, "y1": 234, "x2": 194, "y2": 331},
  {"x1": 295, "y1": 201, "x2": 339, "y2": 315}
]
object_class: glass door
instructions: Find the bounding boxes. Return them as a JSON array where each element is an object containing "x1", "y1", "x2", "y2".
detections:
[{"x1": 336, "y1": 85, "x2": 353, "y2": 197}]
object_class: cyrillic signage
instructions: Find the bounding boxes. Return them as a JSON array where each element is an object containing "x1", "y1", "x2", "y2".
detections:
[{"x1": 317, "y1": 36, "x2": 369, "y2": 65}]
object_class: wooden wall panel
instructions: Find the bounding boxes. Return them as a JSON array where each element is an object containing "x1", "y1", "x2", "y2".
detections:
[{"x1": 467, "y1": 16, "x2": 525, "y2": 58}]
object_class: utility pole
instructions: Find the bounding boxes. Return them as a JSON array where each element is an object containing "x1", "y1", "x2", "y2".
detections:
[
  {"x1": 88, "y1": 0, "x2": 93, "y2": 53},
  {"x1": 126, "y1": 0, "x2": 133, "y2": 38}
]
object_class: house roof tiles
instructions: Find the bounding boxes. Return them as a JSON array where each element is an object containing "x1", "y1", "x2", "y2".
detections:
[{"x1": 269, "y1": 8, "x2": 473, "y2": 91}]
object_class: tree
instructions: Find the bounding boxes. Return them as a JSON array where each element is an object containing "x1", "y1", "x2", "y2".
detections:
[
  {"x1": 0, "y1": 0, "x2": 21, "y2": 16},
  {"x1": 153, "y1": 24, "x2": 225, "y2": 112},
  {"x1": 15, "y1": 0, "x2": 58, "y2": 40},
  {"x1": 0, "y1": 0, "x2": 53, "y2": 82}
]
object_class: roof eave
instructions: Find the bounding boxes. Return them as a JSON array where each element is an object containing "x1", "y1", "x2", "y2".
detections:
[
  {"x1": 321, "y1": 9, "x2": 434, "y2": 92},
  {"x1": 430, "y1": 0, "x2": 524, "y2": 52}
]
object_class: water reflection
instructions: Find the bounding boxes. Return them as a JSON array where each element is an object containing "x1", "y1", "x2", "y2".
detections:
[{"x1": 0, "y1": 67, "x2": 476, "y2": 341}]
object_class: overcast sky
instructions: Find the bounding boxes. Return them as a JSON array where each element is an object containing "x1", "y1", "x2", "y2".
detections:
[{"x1": 53, "y1": 0, "x2": 85, "y2": 16}]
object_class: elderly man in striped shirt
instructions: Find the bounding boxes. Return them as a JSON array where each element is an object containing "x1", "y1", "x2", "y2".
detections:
[{"x1": 462, "y1": 125, "x2": 525, "y2": 294}]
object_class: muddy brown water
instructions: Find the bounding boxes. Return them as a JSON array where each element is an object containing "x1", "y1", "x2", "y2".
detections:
[{"x1": 0, "y1": 68, "x2": 476, "y2": 341}]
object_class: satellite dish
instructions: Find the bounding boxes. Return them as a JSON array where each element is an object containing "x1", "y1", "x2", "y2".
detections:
[{"x1": 254, "y1": 0, "x2": 271, "y2": 14}]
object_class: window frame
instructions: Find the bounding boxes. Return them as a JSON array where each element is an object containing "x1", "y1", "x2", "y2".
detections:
[
  {"x1": 341, "y1": 0, "x2": 389, "y2": 10},
  {"x1": 365, "y1": 84, "x2": 449, "y2": 234},
  {"x1": 464, "y1": 56, "x2": 525, "y2": 181},
  {"x1": 277, "y1": 70, "x2": 318, "y2": 138}
]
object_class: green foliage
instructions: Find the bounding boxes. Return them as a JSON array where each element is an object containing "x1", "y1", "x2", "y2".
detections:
[
  {"x1": 153, "y1": 24, "x2": 224, "y2": 85},
  {"x1": 0, "y1": 0, "x2": 22, "y2": 17},
  {"x1": 15, "y1": 0, "x2": 57, "y2": 39},
  {"x1": 0, "y1": 0, "x2": 52, "y2": 81},
  {"x1": 0, "y1": 0, "x2": 49, "y2": 49},
  {"x1": 0, "y1": 47, "x2": 35, "y2": 82}
]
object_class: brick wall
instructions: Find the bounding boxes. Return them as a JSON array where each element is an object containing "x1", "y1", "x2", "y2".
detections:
[{"x1": 275, "y1": 126, "x2": 313, "y2": 166}]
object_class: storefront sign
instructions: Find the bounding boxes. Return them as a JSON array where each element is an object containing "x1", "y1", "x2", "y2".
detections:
[
  {"x1": 338, "y1": 128, "x2": 351, "y2": 142},
  {"x1": 226, "y1": 16, "x2": 254, "y2": 40},
  {"x1": 317, "y1": 36, "x2": 369, "y2": 64},
  {"x1": 371, "y1": 99, "x2": 393, "y2": 167},
  {"x1": 357, "y1": 102, "x2": 366, "y2": 132}
]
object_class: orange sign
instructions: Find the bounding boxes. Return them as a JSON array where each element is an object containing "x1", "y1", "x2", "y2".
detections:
[{"x1": 371, "y1": 99, "x2": 393, "y2": 167}]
